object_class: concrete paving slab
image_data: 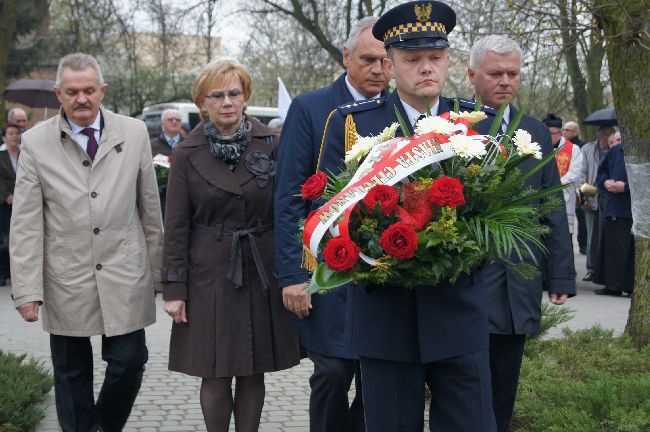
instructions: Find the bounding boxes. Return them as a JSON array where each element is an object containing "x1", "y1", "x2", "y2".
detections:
[{"x1": 0, "y1": 239, "x2": 632, "y2": 431}]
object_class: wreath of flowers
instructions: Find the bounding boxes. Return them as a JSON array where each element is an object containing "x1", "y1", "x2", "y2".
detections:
[{"x1": 300, "y1": 102, "x2": 565, "y2": 292}]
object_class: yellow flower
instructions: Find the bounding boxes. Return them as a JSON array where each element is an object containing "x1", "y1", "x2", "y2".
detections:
[{"x1": 467, "y1": 163, "x2": 482, "y2": 178}]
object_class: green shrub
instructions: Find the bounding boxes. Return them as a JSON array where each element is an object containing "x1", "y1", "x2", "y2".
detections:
[
  {"x1": 0, "y1": 351, "x2": 53, "y2": 432},
  {"x1": 512, "y1": 327, "x2": 650, "y2": 431},
  {"x1": 524, "y1": 302, "x2": 575, "y2": 358}
]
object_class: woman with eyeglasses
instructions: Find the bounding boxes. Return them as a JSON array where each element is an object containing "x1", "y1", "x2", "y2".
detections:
[{"x1": 161, "y1": 58, "x2": 300, "y2": 432}]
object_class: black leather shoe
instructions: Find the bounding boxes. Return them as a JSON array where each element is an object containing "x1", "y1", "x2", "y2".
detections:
[
  {"x1": 594, "y1": 288, "x2": 622, "y2": 296},
  {"x1": 582, "y1": 272, "x2": 593, "y2": 282}
]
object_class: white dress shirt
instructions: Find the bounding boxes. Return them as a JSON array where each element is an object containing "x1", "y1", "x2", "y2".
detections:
[
  {"x1": 345, "y1": 76, "x2": 382, "y2": 102},
  {"x1": 164, "y1": 134, "x2": 181, "y2": 148},
  {"x1": 67, "y1": 114, "x2": 102, "y2": 152},
  {"x1": 401, "y1": 98, "x2": 440, "y2": 128}
]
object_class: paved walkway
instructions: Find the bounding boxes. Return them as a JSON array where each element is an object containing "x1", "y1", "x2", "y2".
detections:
[{"x1": 0, "y1": 245, "x2": 631, "y2": 431}]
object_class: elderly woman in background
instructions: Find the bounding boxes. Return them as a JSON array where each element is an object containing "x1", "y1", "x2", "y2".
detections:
[
  {"x1": 595, "y1": 131, "x2": 634, "y2": 297},
  {"x1": 0, "y1": 123, "x2": 20, "y2": 285},
  {"x1": 161, "y1": 58, "x2": 300, "y2": 432}
]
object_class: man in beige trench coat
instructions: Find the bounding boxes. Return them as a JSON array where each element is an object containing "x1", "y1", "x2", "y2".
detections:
[{"x1": 10, "y1": 52, "x2": 163, "y2": 432}]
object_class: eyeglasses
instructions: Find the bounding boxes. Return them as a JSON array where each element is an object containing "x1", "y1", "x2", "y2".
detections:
[
  {"x1": 165, "y1": 118, "x2": 182, "y2": 122},
  {"x1": 205, "y1": 89, "x2": 244, "y2": 102}
]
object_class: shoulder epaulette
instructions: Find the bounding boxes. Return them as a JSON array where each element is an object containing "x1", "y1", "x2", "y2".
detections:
[
  {"x1": 336, "y1": 97, "x2": 385, "y2": 116},
  {"x1": 454, "y1": 97, "x2": 498, "y2": 115}
]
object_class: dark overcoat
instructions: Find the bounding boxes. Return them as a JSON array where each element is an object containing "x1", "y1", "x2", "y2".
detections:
[
  {"x1": 473, "y1": 104, "x2": 576, "y2": 335},
  {"x1": 150, "y1": 135, "x2": 183, "y2": 218},
  {"x1": 321, "y1": 92, "x2": 490, "y2": 363},
  {"x1": 274, "y1": 73, "x2": 388, "y2": 358},
  {"x1": 0, "y1": 150, "x2": 16, "y2": 204},
  {"x1": 162, "y1": 118, "x2": 300, "y2": 378},
  {"x1": 150, "y1": 134, "x2": 181, "y2": 157},
  {"x1": 0, "y1": 150, "x2": 16, "y2": 232}
]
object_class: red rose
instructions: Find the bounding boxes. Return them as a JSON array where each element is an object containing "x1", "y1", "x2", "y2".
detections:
[
  {"x1": 426, "y1": 176, "x2": 466, "y2": 208},
  {"x1": 378, "y1": 222, "x2": 419, "y2": 259},
  {"x1": 323, "y1": 236, "x2": 361, "y2": 272},
  {"x1": 302, "y1": 171, "x2": 328, "y2": 200},
  {"x1": 363, "y1": 185, "x2": 399, "y2": 215}
]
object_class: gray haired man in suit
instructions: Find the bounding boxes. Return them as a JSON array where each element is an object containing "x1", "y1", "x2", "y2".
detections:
[
  {"x1": 467, "y1": 35, "x2": 577, "y2": 432},
  {"x1": 11, "y1": 52, "x2": 163, "y2": 432}
]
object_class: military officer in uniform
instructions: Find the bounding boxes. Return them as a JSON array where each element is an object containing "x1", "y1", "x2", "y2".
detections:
[
  {"x1": 319, "y1": 2, "x2": 496, "y2": 431},
  {"x1": 464, "y1": 35, "x2": 576, "y2": 432}
]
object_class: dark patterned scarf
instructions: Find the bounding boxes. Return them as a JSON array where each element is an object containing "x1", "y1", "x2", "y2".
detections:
[{"x1": 204, "y1": 117, "x2": 252, "y2": 169}]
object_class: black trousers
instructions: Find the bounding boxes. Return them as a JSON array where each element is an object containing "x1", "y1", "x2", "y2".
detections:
[
  {"x1": 360, "y1": 350, "x2": 495, "y2": 432},
  {"x1": 0, "y1": 203, "x2": 11, "y2": 281},
  {"x1": 307, "y1": 350, "x2": 365, "y2": 432},
  {"x1": 489, "y1": 333, "x2": 527, "y2": 432},
  {"x1": 50, "y1": 329, "x2": 148, "y2": 432},
  {"x1": 576, "y1": 206, "x2": 587, "y2": 250}
]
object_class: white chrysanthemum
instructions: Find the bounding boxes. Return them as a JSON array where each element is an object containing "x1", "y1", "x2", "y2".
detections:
[
  {"x1": 513, "y1": 129, "x2": 542, "y2": 159},
  {"x1": 376, "y1": 123, "x2": 399, "y2": 143},
  {"x1": 448, "y1": 134, "x2": 487, "y2": 159},
  {"x1": 344, "y1": 134, "x2": 378, "y2": 164},
  {"x1": 415, "y1": 115, "x2": 455, "y2": 135},
  {"x1": 449, "y1": 110, "x2": 488, "y2": 123}
]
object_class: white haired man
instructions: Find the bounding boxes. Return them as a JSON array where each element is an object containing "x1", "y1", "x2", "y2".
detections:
[
  {"x1": 151, "y1": 108, "x2": 183, "y2": 156},
  {"x1": 580, "y1": 126, "x2": 615, "y2": 281},
  {"x1": 11, "y1": 52, "x2": 163, "y2": 432},
  {"x1": 7, "y1": 107, "x2": 28, "y2": 132},
  {"x1": 275, "y1": 15, "x2": 389, "y2": 432},
  {"x1": 467, "y1": 35, "x2": 576, "y2": 432}
]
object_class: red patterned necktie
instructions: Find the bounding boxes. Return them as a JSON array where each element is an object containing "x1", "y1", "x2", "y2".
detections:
[{"x1": 81, "y1": 127, "x2": 99, "y2": 161}]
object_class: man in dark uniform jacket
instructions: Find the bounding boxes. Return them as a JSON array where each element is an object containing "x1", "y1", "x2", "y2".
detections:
[
  {"x1": 319, "y1": 3, "x2": 495, "y2": 431},
  {"x1": 150, "y1": 108, "x2": 183, "y2": 218},
  {"x1": 274, "y1": 16, "x2": 389, "y2": 432},
  {"x1": 466, "y1": 35, "x2": 576, "y2": 432}
]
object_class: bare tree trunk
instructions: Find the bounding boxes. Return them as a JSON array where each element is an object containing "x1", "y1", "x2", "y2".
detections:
[
  {"x1": 203, "y1": 0, "x2": 219, "y2": 63},
  {"x1": 593, "y1": 0, "x2": 650, "y2": 348},
  {"x1": 558, "y1": 0, "x2": 588, "y2": 122},
  {"x1": 0, "y1": 0, "x2": 18, "y2": 125}
]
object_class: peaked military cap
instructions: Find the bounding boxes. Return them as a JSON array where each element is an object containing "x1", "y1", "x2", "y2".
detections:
[
  {"x1": 372, "y1": 1, "x2": 456, "y2": 50},
  {"x1": 542, "y1": 113, "x2": 563, "y2": 128}
]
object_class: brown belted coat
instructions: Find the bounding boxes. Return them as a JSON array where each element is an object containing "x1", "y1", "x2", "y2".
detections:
[{"x1": 162, "y1": 118, "x2": 299, "y2": 378}]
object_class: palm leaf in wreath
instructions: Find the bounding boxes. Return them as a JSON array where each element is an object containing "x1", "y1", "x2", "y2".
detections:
[{"x1": 464, "y1": 207, "x2": 548, "y2": 269}]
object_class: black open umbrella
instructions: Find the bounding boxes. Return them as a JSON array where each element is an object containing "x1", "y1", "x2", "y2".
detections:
[
  {"x1": 582, "y1": 107, "x2": 617, "y2": 126},
  {"x1": 3, "y1": 79, "x2": 60, "y2": 119}
]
